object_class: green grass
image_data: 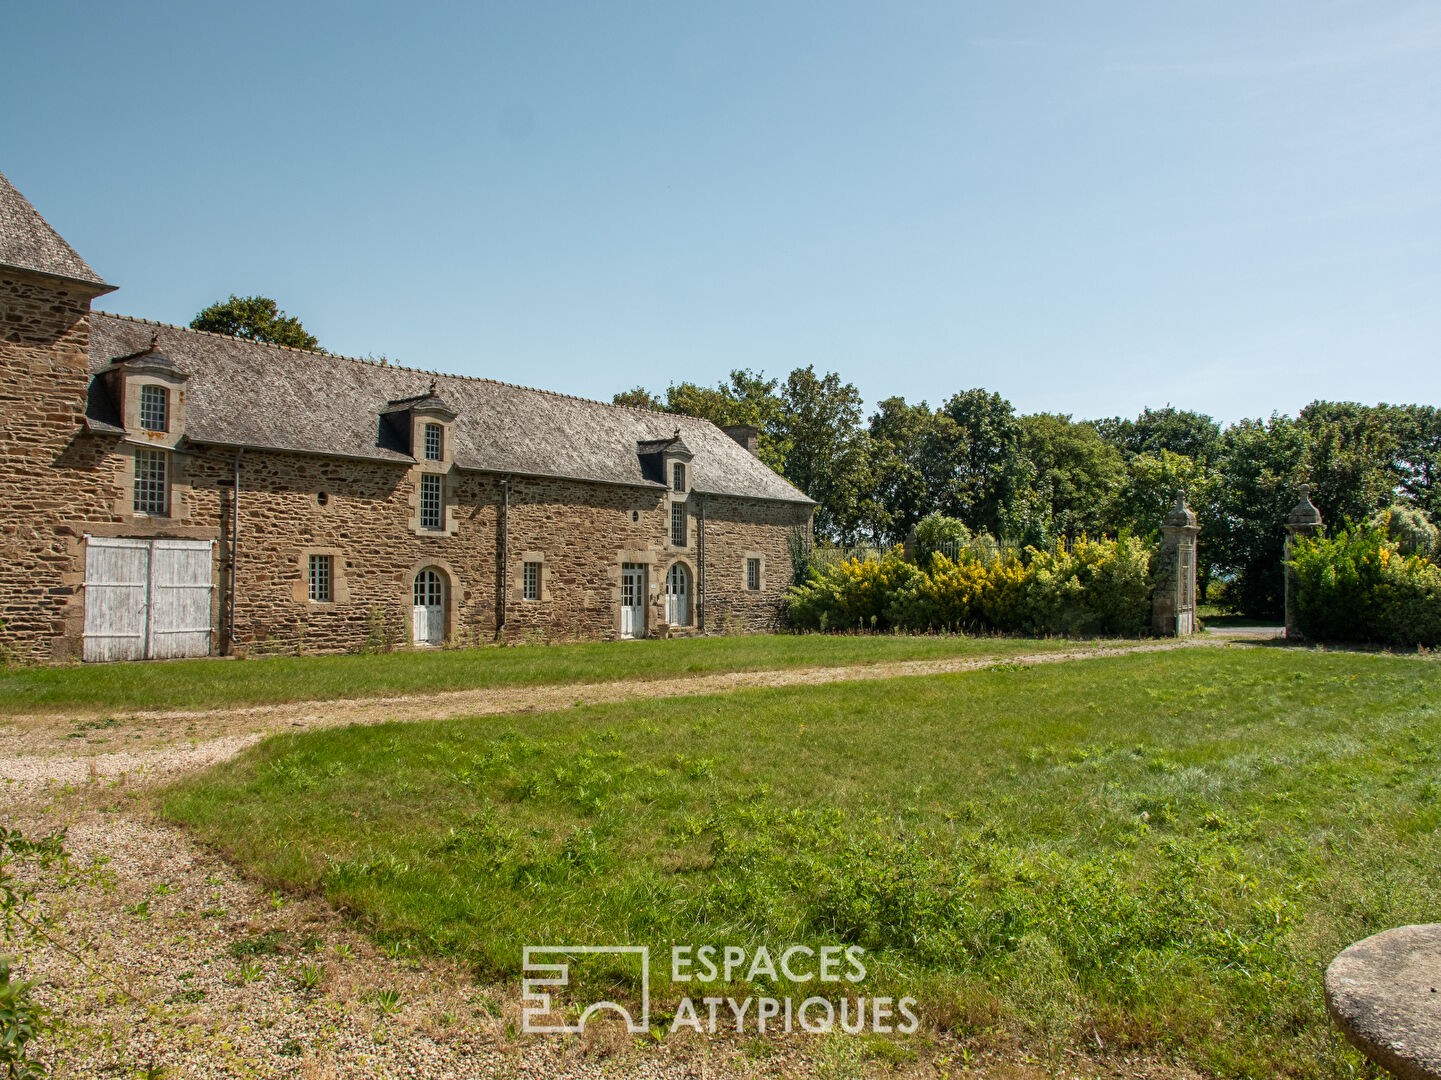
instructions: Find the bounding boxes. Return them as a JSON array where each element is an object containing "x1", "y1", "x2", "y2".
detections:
[
  {"x1": 161, "y1": 648, "x2": 1441, "y2": 1078},
  {"x1": 0, "y1": 633, "x2": 1095, "y2": 715}
]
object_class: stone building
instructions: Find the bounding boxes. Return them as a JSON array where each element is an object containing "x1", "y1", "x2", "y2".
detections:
[{"x1": 0, "y1": 170, "x2": 813, "y2": 663}]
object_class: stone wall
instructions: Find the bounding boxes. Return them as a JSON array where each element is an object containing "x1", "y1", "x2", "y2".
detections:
[
  {"x1": 700, "y1": 494, "x2": 810, "y2": 633},
  {"x1": 40, "y1": 440, "x2": 811, "y2": 659},
  {"x1": 0, "y1": 272, "x2": 120, "y2": 662}
]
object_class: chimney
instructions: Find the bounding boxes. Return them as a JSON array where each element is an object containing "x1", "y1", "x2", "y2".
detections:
[{"x1": 722, "y1": 425, "x2": 760, "y2": 457}]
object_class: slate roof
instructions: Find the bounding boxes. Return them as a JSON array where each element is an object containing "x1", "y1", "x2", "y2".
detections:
[
  {"x1": 0, "y1": 170, "x2": 113, "y2": 291},
  {"x1": 87, "y1": 314, "x2": 813, "y2": 505}
]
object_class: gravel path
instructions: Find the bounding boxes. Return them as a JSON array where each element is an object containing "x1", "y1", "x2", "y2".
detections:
[
  {"x1": 1, "y1": 640, "x2": 1229, "y2": 1078},
  {"x1": 0, "y1": 637, "x2": 1225, "y2": 792}
]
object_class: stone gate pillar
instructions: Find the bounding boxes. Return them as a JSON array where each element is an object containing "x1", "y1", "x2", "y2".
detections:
[
  {"x1": 1153, "y1": 495, "x2": 1200, "y2": 636},
  {"x1": 1284, "y1": 484, "x2": 1323, "y2": 640}
]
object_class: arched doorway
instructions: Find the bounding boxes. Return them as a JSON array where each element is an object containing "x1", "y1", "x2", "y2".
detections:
[
  {"x1": 665, "y1": 562, "x2": 692, "y2": 627},
  {"x1": 412, "y1": 567, "x2": 446, "y2": 645}
]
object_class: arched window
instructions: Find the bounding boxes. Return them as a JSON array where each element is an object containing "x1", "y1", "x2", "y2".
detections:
[{"x1": 665, "y1": 563, "x2": 691, "y2": 627}]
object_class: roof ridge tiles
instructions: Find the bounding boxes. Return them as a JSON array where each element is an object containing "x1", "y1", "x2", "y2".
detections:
[{"x1": 93, "y1": 311, "x2": 681, "y2": 419}]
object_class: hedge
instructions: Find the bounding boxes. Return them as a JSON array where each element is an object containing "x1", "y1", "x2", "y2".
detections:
[
  {"x1": 787, "y1": 536, "x2": 1153, "y2": 637},
  {"x1": 1289, "y1": 525, "x2": 1441, "y2": 647}
]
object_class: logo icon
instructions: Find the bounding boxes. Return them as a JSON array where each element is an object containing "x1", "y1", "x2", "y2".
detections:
[{"x1": 521, "y1": 946, "x2": 650, "y2": 1034}]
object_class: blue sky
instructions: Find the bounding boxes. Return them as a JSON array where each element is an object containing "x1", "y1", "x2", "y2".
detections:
[{"x1": 4, "y1": 2, "x2": 1437, "y2": 424}]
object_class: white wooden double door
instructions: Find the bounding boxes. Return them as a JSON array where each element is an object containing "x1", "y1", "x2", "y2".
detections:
[{"x1": 83, "y1": 537, "x2": 215, "y2": 662}]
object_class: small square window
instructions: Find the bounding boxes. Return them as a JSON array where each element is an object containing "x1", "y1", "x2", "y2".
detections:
[
  {"x1": 522, "y1": 561, "x2": 541, "y2": 601},
  {"x1": 424, "y1": 422, "x2": 443, "y2": 462},
  {"x1": 747, "y1": 558, "x2": 761, "y2": 591},
  {"x1": 133, "y1": 448, "x2": 168, "y2": 515},
  {"x1": 308, "y1": 554, "x2": 333, "y2": 603},
  {"x1": 420, "y1": 473, "x2": 443, "y2": 530},
  {"x1": 139, "y1": 385, "x2": 168, "y2": 432},
  {"x1": 670, "y1": 501, "x2": 687, "y2": 546},
  {"x1": 672, "y1": 462, "x2": 686, "y2": 492}
]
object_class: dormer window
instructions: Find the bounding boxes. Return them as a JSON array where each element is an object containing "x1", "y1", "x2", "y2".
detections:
[
  {"x1": 672, "y1": 462, "x2": 686, "y2": 492},
  {"x1": 139, "y1": 385, "x2": 169, "y2": 432},
  {"x1": 424, "y1": 422, "x2": 443, "y2": 462}
]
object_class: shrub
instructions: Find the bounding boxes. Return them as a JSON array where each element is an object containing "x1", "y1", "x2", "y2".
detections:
[
  {"x1": 1368, "y1": 504, "x2": 1441, "y2": 559},
  {"x1": 790, "y1": 537, "x2": 1153, "y2": 638},
  {"x1": 886, "y1": 552, "x2": 994, "y2": 633},
  {"x1": 1013, "y1": 537, "x2": 1154, "y2": 638},
  {"x1": 786, "y1": 550, "x2": 922, "y2": 632},
  {"x1": 911, "y1": 512, "x2": 972, "y2": 564},
  {"x1": 1290, "y1": 525, "x2": 1441, "y2": 646}
]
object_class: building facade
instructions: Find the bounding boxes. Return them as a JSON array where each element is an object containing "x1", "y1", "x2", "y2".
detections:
[{"x1": 0, "y1": 170, "x2": 813, "y2": 663}]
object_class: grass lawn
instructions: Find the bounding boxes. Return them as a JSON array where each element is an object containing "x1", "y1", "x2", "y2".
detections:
[
  {"x1": 0, "y1": 633, "x2": 1097, "y2": 715},
  {"x1": 161, "y1": 648, "x2": 1441, "y2": 1078}
]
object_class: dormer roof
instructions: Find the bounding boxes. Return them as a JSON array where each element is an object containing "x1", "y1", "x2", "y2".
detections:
[
  {"x1": 106, "y1": 334, "x2": 188, "y2": 379},
  {"x1": 383, "y1": 381, "x2": 458, "y2": 421}
]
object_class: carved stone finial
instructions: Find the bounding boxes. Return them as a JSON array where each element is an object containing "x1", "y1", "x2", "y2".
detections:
[
  {"x1": 1164, "y1": 493, "x2": 1197, "y2": 528},
  {"x1": 1288, "y1": 484, "x2": 1323, "y2": 528}
]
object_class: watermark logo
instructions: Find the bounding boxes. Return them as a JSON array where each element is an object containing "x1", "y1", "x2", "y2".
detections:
[
  {"x1": 521, "y1": 946, "x2": 650, "y2": 1034},
  {"x1": 521, "y1": 944, "x2": 917, "y2": 1036}
]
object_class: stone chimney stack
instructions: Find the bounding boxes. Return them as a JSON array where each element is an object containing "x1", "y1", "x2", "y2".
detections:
[{"x1": 721, "y1": 425, "x2": 760, "y2": 457}]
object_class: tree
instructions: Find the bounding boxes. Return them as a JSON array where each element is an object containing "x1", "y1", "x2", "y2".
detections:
[
  {"x1": 191, "y1": 295, "x2": 320, "y2": 350},
  {"x1": 1017, "y1": 413, "x2": 1125, "y2": 543},
  {"x1": 866, "y1": 398, "x2": 966, "y2": 545},
  {"x1": 613, "y1": 387, "x2": 663, "y2": 410},
  {"x1": 1298, "y1": 401, "x2": 1400, "y2": 527},
  {"x1": 1095, "y1": 407, "x2": 1222, "y2": 464},
  {"x1": 938, "y1": 389, "x2": 1037, "y2": 544},
  {"x1": 1211, "y1": 415, "x2": 1311, "y2": 617},
  {"x1": 1394, "y1": 404, "x2": 1441, "y2": 517},
  {"x1": 780, "y1": 366, "x2": 873, "y2": 544}
]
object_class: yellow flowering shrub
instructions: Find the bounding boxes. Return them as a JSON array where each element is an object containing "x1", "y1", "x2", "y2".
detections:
[{"x1": 788, "y1": 536, "x2": 1153, "y2": 637}]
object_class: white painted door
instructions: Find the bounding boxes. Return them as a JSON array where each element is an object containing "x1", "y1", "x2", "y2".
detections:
[
  {"x1": 665, "y1": 563, "x2": 691, "y2": 626},
  {"x1": 83, "y1": 537, "x2": 214, "y2": 662},
  {"x1": 83, "y1": 538, "x2": 150, "y2": 661},
  {"x1": 620, "y1": 564, "x2": 645, "y2": 639},
  {"x1": 412, "y1": 569, "x2": 445, "y2": 645}
]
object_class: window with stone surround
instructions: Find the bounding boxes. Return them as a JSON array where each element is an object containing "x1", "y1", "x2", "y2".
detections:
[
  {"x1": 522, "y1": 561, "x2": 541, "y2": 601},
  {"x1": 670, "y1": 501, "x2": 686, "y2": 546},
  {"x1": 133, "y1": 448, "x2": 168, "y2": 515},
  {"x1": 308, "y1": 554, "x2": 333, "y2": 603},
  {"x1": 423, "y1": 422, "x2": 443, "y2": 462},
  {"x1": 139, "y1": 385, "x2": 168, "y2": 432},
  {"x1": 746, "y1": 558, "x2": 761, "y2": 591},
  {"x1": 420, "y1": 473, "x2": 443, "y2": 530},
  {"x1": 672, "y1": 462, "x2": 686, "y2": 492}
]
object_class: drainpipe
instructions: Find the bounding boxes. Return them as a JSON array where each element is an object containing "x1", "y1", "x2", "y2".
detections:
[
  {"x1": 497, "y1": 476, "x2": 511, "y2": 635},
  {"x1": 697, "y1": 493, "x2": 707, "y2": 632},
  {"x1": 227, "y1": 448, "x2": 243, "y2": 654}
]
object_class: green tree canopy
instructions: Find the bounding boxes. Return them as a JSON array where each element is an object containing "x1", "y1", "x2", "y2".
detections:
[
  {"x1": 1095, "y1": 407, "x2": 1222, "y2": 464},
  {"x1": 938, "y1": 389, "x2": 1036, "y2": 544},
  {"x1": 1017, "y1": 413, "x2": 1125, "y2": 543},
  {"x1": 866, "y1": 398, "x2": 966, "y2": 545},
  {"x1": 191, "y1": 295, "x2": 320, "y2": 350},
  {"x1": 780, "y1": 366, "x2": 873, "y2": 544},
  {"x1": 1211, "y1": 415, "x2": 1311, "y2": 618},
  {"x1": 613, "y1": 387, "x2": 663, "y2": 411}
]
